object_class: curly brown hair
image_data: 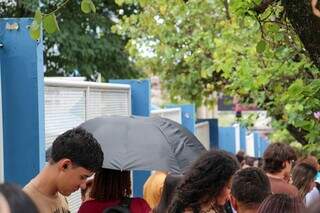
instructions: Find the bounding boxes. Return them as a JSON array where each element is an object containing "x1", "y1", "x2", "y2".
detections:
[{"x1": 168, "y1": 150, "x2": 240, "y2": 213}]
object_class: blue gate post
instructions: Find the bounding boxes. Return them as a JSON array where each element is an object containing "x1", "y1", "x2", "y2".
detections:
[
  {"x1": 0, "y1": 47, "x2": 3, "y2": 181},
  {"x1": 254, "y1": 132, "x2": 262, "y2": 157},
  {"x1": 0, "y1": 18, "x2": 45, "y2": 185},
  {"x1": 218, "y1": 127, "x2": 236, "y2": 153},
  {"x1": 167, "y1": 104, "x2": 196, "y2": 133},
  {"x1": 240, "y1": 127, "x2": 247, "y2": 152},
  {"x1": 197, "y1": 119, "x2": 219, "y2": 149},
  {"x1": 109, "y1": 79, "x2": 151, "y2": 197}
]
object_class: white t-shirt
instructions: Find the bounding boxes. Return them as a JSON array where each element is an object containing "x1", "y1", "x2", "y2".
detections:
[{"x1": 306, "y1": 186, "x2": 320, "y2": 207}]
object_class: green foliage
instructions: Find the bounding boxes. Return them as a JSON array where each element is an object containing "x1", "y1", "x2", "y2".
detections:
[
  {"x1": 43, "y1": 14, "x2": 59, "y2": 34},
  {"x1": 114, "y1": 0, "x2": 320, "y2": 148},
  {"x1": 28, "y1": 0, "x2": 96, "y2": 40},
  {"x1": 81, "y1": 0, "x2": 96, "y2": 14},
  {"x1": 1, "y1": 0, "x2": 142, "y2": 81}
]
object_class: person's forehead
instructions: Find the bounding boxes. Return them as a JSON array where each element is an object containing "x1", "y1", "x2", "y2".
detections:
[{"x1": 73, "y1": 166, "x2": 94, "y2": 176}]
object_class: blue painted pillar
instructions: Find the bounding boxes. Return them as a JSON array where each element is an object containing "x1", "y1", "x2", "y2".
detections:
[
  {"x1": 254, "y1": 132, "x2": 262, "y2": 157},
  {"x1": 240, "y1": 127, "x2": 247, "y2": 151},
  {"x1": 0, "y1": 49, "x2": 3, "y2": 182},
  {"x1": 167, "y1": 104, "x2": 195, "y2": 133},
  {"x1": 0, "y1": 18, "x2": 45, "y2": 185},
  {"x1": 218, "y1": 127, "x2": 236, "y2": 153},
  {"x1": 197, "y1": 119, "x2": 219, "y2": 149},
  {"x1": 109, "y1": 79, "x2": 151, "y2": 197},
  {"x1": 180, "y1": 104, "x2": 195, "y2": 133}
]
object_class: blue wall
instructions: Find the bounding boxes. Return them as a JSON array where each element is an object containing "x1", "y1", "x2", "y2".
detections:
[
  {"x1": 109, "y1": 79, "x2": 151, "y2": 197},
  {"x1": 0, "y1": 18, "x2": 45, "y2": 185}
]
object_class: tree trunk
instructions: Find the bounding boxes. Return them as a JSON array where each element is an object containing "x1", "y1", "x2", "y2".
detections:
[{"x1": 282, "y1": 0, "x2": 320, "y2": 68}]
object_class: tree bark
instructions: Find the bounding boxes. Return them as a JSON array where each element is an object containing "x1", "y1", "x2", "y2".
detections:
[{"x1": 282, "y1": 0, "x2": 320, "y2": 68}]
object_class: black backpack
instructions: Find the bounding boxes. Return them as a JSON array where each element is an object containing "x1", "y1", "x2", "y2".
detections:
[{"x1": 103, "y1": 197, "x2": 132, "y2": 213}]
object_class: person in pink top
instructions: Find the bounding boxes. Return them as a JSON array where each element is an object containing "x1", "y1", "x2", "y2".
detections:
[{"x1": 78, "y1": 168, "x2": 151, "y2": 213}]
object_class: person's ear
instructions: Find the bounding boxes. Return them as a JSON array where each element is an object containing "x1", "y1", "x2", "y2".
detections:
[
  {"x1": 230, "y1": 195, "x2": 238, "y2": 211},
  {"x1": 282, "y1": 161, "x2": 287, "y2": 169},
  {"x1": 58, "y1": 159, "x2": 72, "y2": 171}
]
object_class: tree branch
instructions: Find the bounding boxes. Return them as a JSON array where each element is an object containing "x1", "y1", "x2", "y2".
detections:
[
  {"x1": 286, "y1": 124, "x2": 309, "y2": 145},
  {"x1": 223, "y1": 0, "x2": 231, "y2": 20},
  {"x1": 254, "y1": 0, "x2": 278, "y2": 14}
]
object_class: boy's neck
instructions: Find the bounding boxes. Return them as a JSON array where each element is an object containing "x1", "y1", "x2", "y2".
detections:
[{"x1": 32, "y1": 165, "x2": 59, "y2": 197}]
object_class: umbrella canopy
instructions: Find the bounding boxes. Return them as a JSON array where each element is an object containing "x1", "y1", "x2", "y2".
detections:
[{"x1": 79, "y1": 115, "x2": 206, "y2": 173}]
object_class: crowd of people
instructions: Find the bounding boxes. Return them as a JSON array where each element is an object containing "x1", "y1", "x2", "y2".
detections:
[{"x1": 0, "y1": 127, "x2": 319, "y2": 213}]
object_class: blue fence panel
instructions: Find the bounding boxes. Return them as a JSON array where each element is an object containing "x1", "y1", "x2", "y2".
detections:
[{"x1": 218, "y1": 127, "x2": 236, "y2": 154}]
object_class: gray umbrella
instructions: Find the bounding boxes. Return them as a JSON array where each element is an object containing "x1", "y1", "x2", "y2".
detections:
[{"x1": 79, "y1": 115, "x2": 206, "y2": 173}]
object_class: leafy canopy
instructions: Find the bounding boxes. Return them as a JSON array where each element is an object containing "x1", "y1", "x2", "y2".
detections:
[{"x1": 113, "y1": 0, "x2": 320, "y2": 148}]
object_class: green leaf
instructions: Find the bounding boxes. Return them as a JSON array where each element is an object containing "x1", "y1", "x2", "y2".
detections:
[
  {"x1": 139, "y1": 0, "x2": 148, "y2": 7},
  {"x1": 29, "y1": 21, "x2": 41, "y2": 40},
  {"x1": 81, "y1": 0, "x2": 91, "y2": 14},
  {"x1": 90, "y1": 1, "x2": 96, "y2": 13},
  {"x1": 43, "y1": 14, "x2": 59, "y2": 34},
  {"x1": 256, "y1": 40, "x2": 267, "y2": 53},
  {"x1": 34, "y1": 8, "x2": 42, "y2": 24},
  {"x1": 115, "y1": 0, "x2": 124, "y2": 6},
  {"x1": 29, "y1": 8, "x2": 42, "y2": 40}
]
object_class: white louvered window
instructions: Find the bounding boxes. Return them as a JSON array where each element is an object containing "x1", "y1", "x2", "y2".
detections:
[
  {"x1": 45, "y1": 87, "x2": 86, "y2": 149},
  {"x1": 44, "y1": 79, "x2": 131, "y2": 213}
]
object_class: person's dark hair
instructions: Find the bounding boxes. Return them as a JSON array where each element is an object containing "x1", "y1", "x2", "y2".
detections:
[
  {"x1": 257, "y1": 194, "x2": 305, "y2": 213},
  {"x1": 298, "y1": 155, "x2": 319, "y2": 171},
  {"x1": 292, "y1": 163, "x2": 317, "y2": 199},
  {"x1": 0, "y1": 183, "x2": 39, "y2": 213},
  {"x1": 236, "y1": 151, "x2": 245, "y2": 164},
  {"x1": 255, "y1": 157, "x2": 263, "y2": 168},
  {"x1": 51, "y1": 127, "x2": 104, "y2": 172},
  {"x1": 231, "y1": 167, "x2": 271, "y2": 209},
  {"x1": 168, "y1": 150, "x2": 240, "y2": 213},
  {"x1": 263, "y1": 142, "x2": 297, "y2": 173},
  {"x1": 244, "y1": 156, "x2": 255, "y2": 167},
  {"x1": 153, "y1": 174, "x2": 183, "y2": 213},
  {"x1": 90, "y1": 168, "x2": 131, "y2": 201}
]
